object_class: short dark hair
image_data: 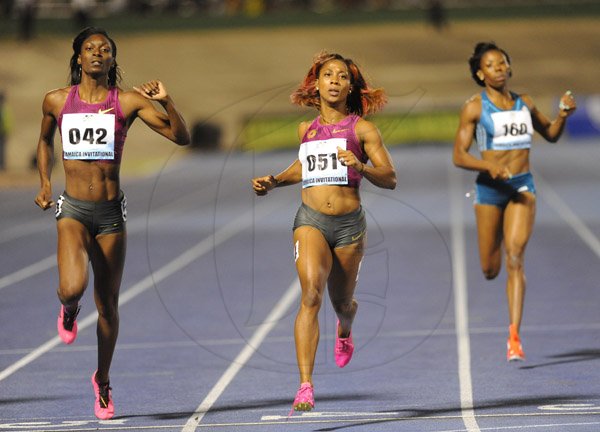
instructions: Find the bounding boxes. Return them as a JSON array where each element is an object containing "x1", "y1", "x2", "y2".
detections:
[{"x1": 468, "y1": 42, "x2": 511, "y2": 87}]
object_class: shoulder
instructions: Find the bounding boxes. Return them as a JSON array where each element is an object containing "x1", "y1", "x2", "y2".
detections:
[
  {"x1": 460, "y1": 93, "x2": 482, "y2": 120},
  {"x1": 117, "y1": 87, "x2": 150, "y2": 118},
  {"x1": 355, "y1": 117, "x2": 381, "y2": 142},
  {"x1": 297, "y1": 120, "x2": 312, "y2": 138},
  {"x1": 42, "y1": 86, "x2": 70, "y2": 114},
  {"x1": 43, "y1": 86, "x2": 70, "y2": 105},
  {"x1": 355, "y1": 117, "x2": 379, "y2": 133},
  {"x1": 117, "y1": 87, "x2": 145, "y2": 105},
  {"x1": 464, "y1": 93, "x2": 482, "y2": 109},
  {"x1": 517, "y1": 93, "x2": 536, "y2": 111}
]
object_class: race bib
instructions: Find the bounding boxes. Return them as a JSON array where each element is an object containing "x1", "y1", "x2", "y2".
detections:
[
  {"x1": 490, "y1": 108, "x2": 533, "y2": 150},
  {"x1": 299, "y1": 138, "x2": 348, "y2": 188},
  {"x1": 61, "y1": 113, "x2": 115, "y2": 160}
]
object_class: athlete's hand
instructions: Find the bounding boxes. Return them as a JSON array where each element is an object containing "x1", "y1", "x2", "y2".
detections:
[
  {"x1": 337, "y1": 146, "x2": 364, "y2": 174},
  {"x1": 35, "y1": 188, "x2": 54, "y2": 210},
  {"x1": 558, "y1": 90, "x2": 577, "y2": 117},
  {"x1": 487, "y1": 162, "x2": 512, "y2": 181},
  {"x1": 133, "y1": 80, "x2": 168, "y2": 101},
  {"x1": 252, "y1": 175, "x2": 277, "y2": 196}
]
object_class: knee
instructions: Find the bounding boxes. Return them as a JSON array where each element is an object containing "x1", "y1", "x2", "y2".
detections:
[
  {"x1": 505, "y1": 251, "x2": 524, "y2": 273},
  {"x1": 57, "y1": 285, "x2": 84, "y2": 305},
  {"x1": 301, "y1": 285, "x2": 323, "y2": 310},
  {"x1": 481, "y1": 266, "x2": 500, "y2": 280},
  {"x1": 97, "y1": 296, "x2": 119, "y2": 320},
  {"x1": 331, "y1": 299, "x2": 356, "y2": 316}
]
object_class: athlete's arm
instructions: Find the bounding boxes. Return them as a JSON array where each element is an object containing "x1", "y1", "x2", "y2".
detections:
[
  {"x1": 251, "y1": 121, "x2": 309, "y2": 196},
  {"x1": 128, "y1": 80, "x2": 190, "y2": 145},
  {"x1": 522, "y1": 92, "x2": 576, "y2": 143},
  {"x1": 452, "y1": 97, "x2": 511, "y2": 180},
  {"x1": 354, "y1": 119, "x2": 396, "y2": 190},
  {"x1": 34, "y1": 91, "x2": 61, "y2": 210}
]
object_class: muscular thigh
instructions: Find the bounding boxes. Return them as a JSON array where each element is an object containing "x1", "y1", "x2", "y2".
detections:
[
  {"x1": 474, "y1": 203, "x2": 504, "y2": 258},
  {"x1": 57, "y1": 218, "x2": 92, "y2": 289},
  {"x1": 328, "y1": 239, "x2": 365, "y2": 303},
  {"x1": 293, "y1": 226, "x2": 332, "y2": 292},
  {"x1": 91, "y1": 231, "x2": 127, "y2": 300},
  {"x1": 504, "y1": 192, "x2": 536, "y2": 252}
]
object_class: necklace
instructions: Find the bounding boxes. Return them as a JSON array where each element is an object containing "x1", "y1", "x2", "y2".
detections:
[{"x1": 320, "y1": 115, "x2": 346, "y2": 125}]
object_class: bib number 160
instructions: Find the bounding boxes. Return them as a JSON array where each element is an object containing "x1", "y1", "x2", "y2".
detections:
[{"x1": 502, "y1": 123, "x2": 528, "y2": 136}]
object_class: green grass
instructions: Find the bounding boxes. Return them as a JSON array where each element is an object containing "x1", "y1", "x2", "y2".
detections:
[{"x1": 241, "y1": 111, "x2": 458, "y2": 152}]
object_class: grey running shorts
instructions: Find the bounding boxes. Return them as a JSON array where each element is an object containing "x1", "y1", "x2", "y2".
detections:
[
  {"x1": 293, "y1": 203, "x2": 366, "y2": 248},
  {"x1": 55, "y1": 191, "x2": 127, "y2": 236}
]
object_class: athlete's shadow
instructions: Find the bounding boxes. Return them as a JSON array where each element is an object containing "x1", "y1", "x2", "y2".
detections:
[
  {"x1": 519, "y1": 348, "x2": 600, "y2": 370},
  {"x1": 119, "y1": 393, "x2": 380, "y2": 420},
  {"x1": 0, "y1": 395, "x2": 72, "y2": 404},
  {"x1": 313, "y1": 394, "x2": 599, "y2": 432}
]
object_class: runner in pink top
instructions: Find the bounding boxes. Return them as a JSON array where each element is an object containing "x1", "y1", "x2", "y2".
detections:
[
  {"x1": 300, "y1": 113, "x2": 365, "y2": 188},
  {"x1": 58, "y1": 84, "x2": 127, "y2": 164},
  {"x1": 34, "y1": 27, "x2": 190, "y2": 420},
  {"x1": 252, "y1": 51, "x2": 396, "y2": 413}
]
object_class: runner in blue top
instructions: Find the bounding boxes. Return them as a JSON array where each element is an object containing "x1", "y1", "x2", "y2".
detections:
[{"x1": 453, "y1": 42, "x2": 576, "y2": 361}]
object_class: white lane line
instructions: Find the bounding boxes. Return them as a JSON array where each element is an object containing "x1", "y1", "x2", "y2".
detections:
[
  {"x1": 0, "y1": 219, "x2": 48, "y2": 244},
  {"x1": 5, "y1": 321, "x2": 600, "y2": 357},
  {"x1": 449, "y1": 167, "x2": 481, "y2": 432},
  {"x1": 5, "y1": 414, "x2": 600, "y2": 431},
  {"x1": 0, "y1": 255, "x2": 57, "y2": 291},
  {"x1": 535, "y1": 171, "x2": 600, "y2": 259},
  {"x1": 181, "y1": 278, "x2": 300, "y2": 432},
  {"x1": 0, "y1": 168, "x2": 212, "y2": 246},
  {"x1": 0, "y1": 200, "x2": 284, "y2": 383},
  {"x1": 0, "y1": 187, "x2": 208, "y2": 292}
]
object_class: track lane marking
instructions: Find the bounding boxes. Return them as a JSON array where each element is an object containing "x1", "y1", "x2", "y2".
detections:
[
  {"x1": 181, "y1": 278, "x2": 300, "y2": 431},
  {"x1": 535, "y1": 171, "x2": 600, "y2": 259},
  {"x1": 449, "y1": 167, "x2": 481, "y2": 432},
  {"x1": 0, "y1": 186, "x2": 210, "y2": 292},
  {"x1": 2, "y1": 411, "x2": 600, "y2": 431},
  {"x1": 0, "y1": 199, "x2": 286, "y2": 383},
  {"x1": 3, "y1": 321, "x2": 600, "y2": 357}
]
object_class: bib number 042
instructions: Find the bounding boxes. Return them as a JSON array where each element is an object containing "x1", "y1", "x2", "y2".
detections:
[{"x1": 68, "y1": 127, "x2": 108, "y2": 145}]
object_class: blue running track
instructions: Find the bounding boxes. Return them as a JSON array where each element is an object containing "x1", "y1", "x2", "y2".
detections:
[{"x1": 1, "y1": 142, "x2": 599, "y2": 431}]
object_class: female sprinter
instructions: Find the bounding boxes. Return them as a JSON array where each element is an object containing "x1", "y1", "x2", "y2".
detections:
[
  {"x1": 453, "y1": 42, "x2": 576, "y2": 361},
  {"x1": 252, "y1": 51, "x2": 396, "y2": 411},
  {"x1": 34, "y1": 27, "x2": 190, "y2": 419}
]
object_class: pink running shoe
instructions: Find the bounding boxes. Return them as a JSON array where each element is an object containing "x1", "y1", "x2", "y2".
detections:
[
  {"x1": 291, "y1": 382, "x2": 314, "y2": 413},
  {"x1": 57, "y1": 304, "x2": 80, "y2": 345},
  {"x1": 92, "y1": 371, "x2": 114, "y2": 420},
  {"x1": 335, "y1": 320, "x2": 354, "y2": 368}
]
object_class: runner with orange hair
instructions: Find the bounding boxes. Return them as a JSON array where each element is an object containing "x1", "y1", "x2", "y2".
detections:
[{"x1": 252, "y1": 51, "x2": 396, "y2": 412}]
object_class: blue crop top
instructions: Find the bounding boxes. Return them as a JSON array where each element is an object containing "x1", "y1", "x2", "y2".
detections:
[{"x1": 476, "y1": 91, "x2": 533, "y2": 152}]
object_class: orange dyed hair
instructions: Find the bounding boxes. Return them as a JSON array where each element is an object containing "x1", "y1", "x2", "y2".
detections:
[{"x1": 290, "y1": 51, "x2": 387, "y2": 117}]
